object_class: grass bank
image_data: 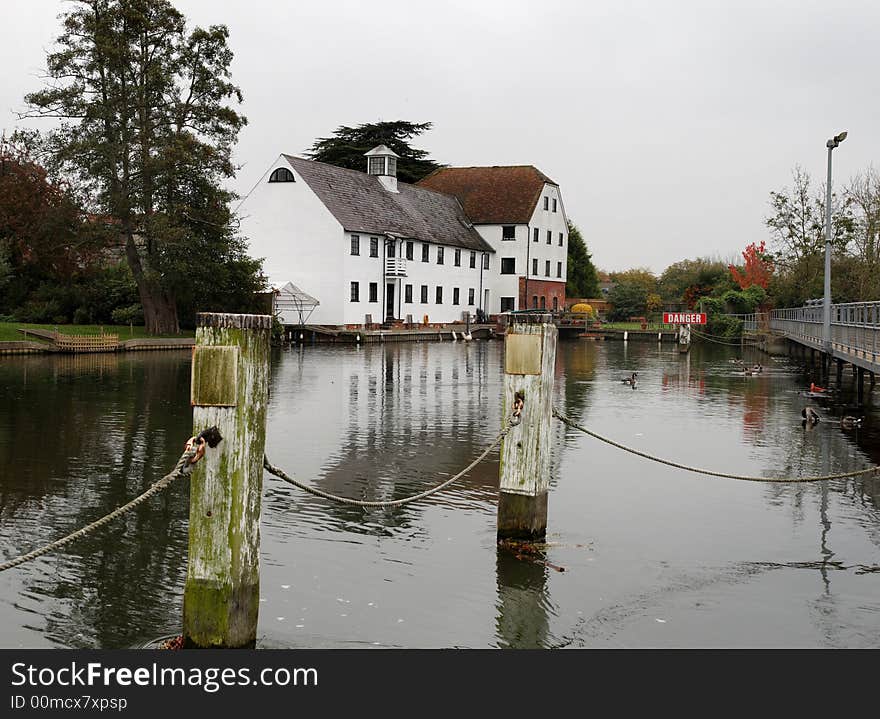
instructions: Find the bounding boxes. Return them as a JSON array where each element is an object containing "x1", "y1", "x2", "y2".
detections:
[{"x1": 0, "y1": 322, "x2": 194, "y2": 342}]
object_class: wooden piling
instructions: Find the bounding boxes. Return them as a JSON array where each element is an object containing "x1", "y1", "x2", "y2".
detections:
[
  {"x1": 497, "y1": 313, "x2": 557, "y2": 540},
  {"x1": 183, "y1": 313, "x2": 271, "y2": 648}
]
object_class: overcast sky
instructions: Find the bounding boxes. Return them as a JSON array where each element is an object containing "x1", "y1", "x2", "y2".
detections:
[{"x1": 2, "y1": 0, "x2": 879, "y2": 274}]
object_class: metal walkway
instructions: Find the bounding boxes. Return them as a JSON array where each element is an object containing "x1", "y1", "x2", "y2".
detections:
[{"x1": 745, "y1": 302, "x2": 880, "y2": 375}]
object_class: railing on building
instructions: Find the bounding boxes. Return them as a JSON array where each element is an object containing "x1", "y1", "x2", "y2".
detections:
[
  {"x1": 385, "y1": 258, "x2": 407, "y2": 277},
  {"x1": 769, "y1": 301, "x2": 880, "y2": 360}
]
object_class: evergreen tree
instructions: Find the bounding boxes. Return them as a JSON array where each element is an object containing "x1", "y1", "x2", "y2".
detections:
[
  {"x1": 565, "y1": 221, "x2": 599, "y2": 298},
  {"x1": 306, "y1": 121, "x2": 442, "y2": 183}
]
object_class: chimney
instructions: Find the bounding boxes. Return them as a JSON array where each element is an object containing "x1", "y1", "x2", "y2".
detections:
[{"x1": 364, "y1": 145, "x2": 400, "y2": 193}]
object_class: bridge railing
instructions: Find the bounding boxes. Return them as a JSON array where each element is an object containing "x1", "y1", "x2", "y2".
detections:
[{"x1": 770, "y1": 301, "x2": 880, "y2": 358}]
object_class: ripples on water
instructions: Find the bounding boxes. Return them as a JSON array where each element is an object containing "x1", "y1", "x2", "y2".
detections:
[{"x1": 0, "y1": 340, "x2": 878, "y2": 648}]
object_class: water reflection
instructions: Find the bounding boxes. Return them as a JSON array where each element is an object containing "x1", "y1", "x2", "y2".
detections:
[{"x1": 1, "y1": 339, "x2": 878, "y2": 648}]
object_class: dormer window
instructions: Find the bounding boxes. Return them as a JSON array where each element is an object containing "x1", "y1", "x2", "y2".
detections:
[
  {"x1": 268, "y1": 167, "x2": 294, "y2": 183},
  {"x1": 368, "y1": 157, "x2": 385, "y2": 175}
]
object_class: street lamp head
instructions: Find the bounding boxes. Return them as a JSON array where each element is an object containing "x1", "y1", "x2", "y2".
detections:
[{"x1": 827, "y1": 130, "x2": 848, "y2": 148}]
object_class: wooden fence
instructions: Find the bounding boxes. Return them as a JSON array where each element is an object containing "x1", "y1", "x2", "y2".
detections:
[{"x1": 53, "y1": 332, "x2": 119, "y2": 353}]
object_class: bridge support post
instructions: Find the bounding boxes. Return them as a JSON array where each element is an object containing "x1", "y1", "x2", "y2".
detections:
[
  {"x1": 184, "y1": 313, "x2": 271, "y2": 648},
  {"x1": 836, "y1": 358, "x2": 844, "y2": 387},
  {"x1": 857, "y1": 367, "x2": 865, "y2": 406},
  {"x1": 498, "y1": 313, "x2": 557, "y2": 540}
]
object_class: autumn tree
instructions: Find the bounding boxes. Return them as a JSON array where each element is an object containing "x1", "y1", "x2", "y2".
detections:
[
  {"x1": 729, "y1": 241, "x2": 773, "y2": 290},
  {"x1": 306, "y1": 121, "x2": 442, "y2": 184},
  {"x1": 23, "y1": 0, "x2": 255, "y2": 334}
]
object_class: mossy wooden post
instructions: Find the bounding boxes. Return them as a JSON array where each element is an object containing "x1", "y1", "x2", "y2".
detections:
[
  {"x1": 183, "y1": 313, "x2": 271, "y2": 648},
  {"x1": 498, "y1": 313, "x2": 557, "y2": 540}
]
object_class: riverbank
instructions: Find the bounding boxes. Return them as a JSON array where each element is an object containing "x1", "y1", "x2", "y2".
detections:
[{"x1": 0, "y1": 322, "x2": 194, "y2": 355}]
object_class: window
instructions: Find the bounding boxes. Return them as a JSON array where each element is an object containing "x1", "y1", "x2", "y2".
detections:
[
  {"x1": 422, "y1": 243, "x2": 429, "y2": 262},
  {"x1": 370, "y1": 237, "x2": 379, "y2": 257},
  {"x1": 546, "y1": 230, "x2": 552, "y2": 245},
  {"x1": 545, "y1": 260, "x2": 551, "y2": 277},
  {"x1": 470, "y1": 251, "x2": 476, "y2": 268},
  {"x1": 532, "y1": 295, "x2": 538, "y2": 309},
  {"x1": 406, "y1": 241, "x2": 414, "y2": 260},
  {"x1": 532, "y1": 258, "x2": 538, "y2": 275},
  {"x1": 268, "y1": 167, "x2": 294, "y2": 183},
  {"x1": 533, "y1": 228, "x2": 539, "y2": 242},
  {"x1": 543, "y1": 196, "x2": 549, "y2": 210},
  {"x1": 437, "y1": 247, "x2": 444, "y2": 265},
  {"x1": 350, "y1": 282, "x2": 359, "y2": 302},
  {"x1": 557, "y1": 261, "x2": 562, "y2": 278},
  {"x1": 387, "y1": 242, "x2": 396, "y2": 258},
  {"x1": 552, "y1": 198, "x2": 557, "y2": 212},
  {"x1": 387, "y1": 157, "x2": 397, "y2": 176},
  {"x1": 553, "y1": 296, "x2": 558, "y2": 311},
  {"x1": 421, "y1": 285, "x2": 428, "y2": 303},
  {"x1": 483, "y1": 254, "x2": 490, "y2": 269},
  {"x1": 350, "y1": 235, "x2": 360, "y2": 256},
  {"x1": 436, "y1": 286, "x2": 443, "y2": 304},
  {"x1": 369, "y1": 282, "x2": 378, "y2": 302},
  {"x1": 501, "y1": 257, "x2": 516, "y2": 274},
  {"x1": 540, "y1": 296, "x2": 546, "y2": 309},
  {"x1": 501, "y1": 297, "x2": 515, "y2": 312},
  {"x1": 558, "y1": 232, "x2": 563, "y2": 247},
  {"x1": 368, "y1": 156, "x2": 385, "y2": 175},
  {"x1": 405, "y1": 284, "x2": 413, "y2": 303},
  {"x1": 454, "y1": 248, "x2": 461, "y2": 266},
  {"x1": 502, "y1": 226, "x2": 516, "y2": 241},
  {"x1": 453, "y1": 288, "x2": 460, "y2": 305},
  {"x1": 468, "y1": 288, "x2": 475, "y2": 305}
]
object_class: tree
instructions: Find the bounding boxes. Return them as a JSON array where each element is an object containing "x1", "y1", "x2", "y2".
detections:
[
  {"x1": 729, "y1": 241, "x2": 773, "y2": 290},
  {"x1": 306, "y1": 121, "x2": 442, "y2": 184},
  {"x1": 607, "y1": 282, "x2": 648, "y2": 322},
  {"x1": 609, "y1": 267, "x2": 657, "y2": 296},
  {"x1": 844, "y1": 167, "x2": 880, "y2": 299},
  {"x1": 23, "y1": 0, "x2": 255, "y2": 334},
  {"x1": 565, "y1": 221, "x2": 599, "y2": 298},
  {"x1": 659, "y1": 257, "x2": 735, "y2": 304}
]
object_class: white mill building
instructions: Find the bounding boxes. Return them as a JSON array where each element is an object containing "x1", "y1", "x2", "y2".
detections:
[
  {"x1": 239, "y1": 145, "x2": 495, "y2": 327},
  {"x1": 239, "y1": 145, "x2": 569, "y2": 327}
]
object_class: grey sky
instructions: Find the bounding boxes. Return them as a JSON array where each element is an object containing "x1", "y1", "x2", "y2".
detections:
[{"x1": 2, "y1": 0, "x2": 879, "y2": 274}]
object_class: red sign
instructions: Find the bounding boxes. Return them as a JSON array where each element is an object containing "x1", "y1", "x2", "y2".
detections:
[{"x1": 663, "y1": 312, "x2": 706, "y2": 324}]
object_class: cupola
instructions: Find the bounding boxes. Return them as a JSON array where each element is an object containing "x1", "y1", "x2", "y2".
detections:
[{"x1": 365, "y1": 145, "x2": 400, "y2": 193}]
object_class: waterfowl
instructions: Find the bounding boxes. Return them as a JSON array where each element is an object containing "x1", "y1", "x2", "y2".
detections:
[
  {"x1": 621, "y1": 372, "x2": 638, "y2": 385},
  {"x1": 802, "y1": 407, "x2": 820, "y2": 425},
  {"x1": 840, "y1": 415, "x2": 862, "y2": 429}
]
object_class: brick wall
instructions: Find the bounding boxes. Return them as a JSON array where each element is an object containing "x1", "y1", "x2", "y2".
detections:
[{"x1": 518, "y1": 277, "x2": 566, "y2": 312}]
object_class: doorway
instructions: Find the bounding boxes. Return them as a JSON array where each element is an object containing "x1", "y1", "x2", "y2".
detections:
[{"x1": 386, "y1": 283, "x2": 395, "y2": 321}]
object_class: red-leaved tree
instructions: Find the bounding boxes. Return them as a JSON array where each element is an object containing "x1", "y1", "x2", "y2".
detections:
[{"x1": 729, "y1": 241, "x2": 773, "y2": 289}]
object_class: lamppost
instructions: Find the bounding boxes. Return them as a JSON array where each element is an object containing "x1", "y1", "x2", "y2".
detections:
[{"x1": 823, "y1": 130, "x2": 847, "y2": 358}]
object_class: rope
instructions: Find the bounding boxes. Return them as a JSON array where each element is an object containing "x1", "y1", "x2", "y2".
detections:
[
  {"x1": 552, "y1": 408, "x2": 879, "y2": 483},
  {"x1": 0, "y1": 443, "x2": 201, "y2": 573},
  {"x1": 264, "y1": 426, "x2": 510, "y2": 507},
  {"x1": 690, "y1": 328, "x2": 761, "y2": 346}
]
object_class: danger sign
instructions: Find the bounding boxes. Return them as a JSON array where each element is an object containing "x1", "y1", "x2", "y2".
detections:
[{"x1": 663, "y1": 312, "x2": 707, "y2": 324}]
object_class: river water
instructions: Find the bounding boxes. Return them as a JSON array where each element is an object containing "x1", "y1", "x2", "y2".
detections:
[{"x1": 1, "y1": 339, "x2": 878, "y2": 648}]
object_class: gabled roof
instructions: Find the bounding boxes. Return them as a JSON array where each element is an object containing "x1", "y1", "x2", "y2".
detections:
[
  {"x1": 282, "y1": 155, "x2": 493, "y2": 253},
  {"x1": 416, "y1": 166, "x2": 558, "y2": 225}
]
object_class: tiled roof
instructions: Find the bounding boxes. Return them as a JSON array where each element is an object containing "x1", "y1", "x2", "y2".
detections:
[
  {"x1": 283, "y1": 156, "x2": 493, "y2": 253},
  {"x1": 416, "y1": 166, "x2": 557, "y2": 225}
]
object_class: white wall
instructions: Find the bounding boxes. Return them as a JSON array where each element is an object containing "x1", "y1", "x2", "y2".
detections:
[
  {"x1": 343, "y1": 237, "x2": 487, "y2": 325},
  {"x1": 238, "y1": 156, "x2": 344, "y2": 325},
  {"x1": 475, "y1": 182, "x2": 569, "y2": 313}
]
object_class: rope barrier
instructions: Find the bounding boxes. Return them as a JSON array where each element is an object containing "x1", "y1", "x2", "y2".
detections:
[
  {"x1": 552, "y1": 407, "x2": 879, "y2": 483},
  {"x1": 264, "y1": 425, "x2": 510, "y2": 507},
  {"x1": 0, "y1": 431, "x2": 216, "y2": 573},
  {"x1": 690, "y1": 328, "x2": 761, "y2": 346}
]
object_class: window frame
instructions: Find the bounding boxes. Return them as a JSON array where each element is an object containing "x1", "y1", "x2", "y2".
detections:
[
  {"x1": 406, "y1": 241, "x2": 414, "y2": 260},
  {"x1": 435, "y1": 286, "x2": 443, "y2": 304},
  {"x1": 268, "y1": 167, "x2": 295, "y2": 183},
  {"x1": 453, "y1": 287, "x2": 460, "y2": 305},
  {"x1": 502, "y1": 225, "x2": 516, "y2": 241},
  {"x1": 500, "y1": 257, "x2": 516, "y2": 275},
  {"x1": 350, "y1": 281, "x2": 360, "y2": 302},
  {"x1": 501, "y1": 297, "x2": 515, "y2": 312},
  {"x1": 422, "y1": 243, "x2": 430, "y2": 263},
  {"x1": 468, "y1": 288, "x2": 475, "y2": 305},
  {"x1": 369, "y1": 237, "x2": 379, "y2": 257},
  {"x1": 546, "y1": 230, "x2": 552, "y2": 245},
  {"x1": 350, "y1": 235, "x2": 360, "y2": 256},
  {"x1": 405, "y1": 284, "x2": 413, "y2": 303},
  {"x1": 369, "y1": 282, "x2": 378, "y2": 303},
  {"x1": 469, "y1": 251, "x2": 476, "y2": 268},
  {"x1": 437, "y1": 246, "x2": 444, "y2": 265},
  {"x1": 420, "y1": 285, "x2": 429, "y2": 303},
  {"x1": 533, "y1": 228, "x2": 539, "y2": 243},
  {"x1": 532, "y1": 258, "x2": 538, "y2": 276},
  {"x1": 557, "y1": 261, "x2": 562, "y2": 278}
]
